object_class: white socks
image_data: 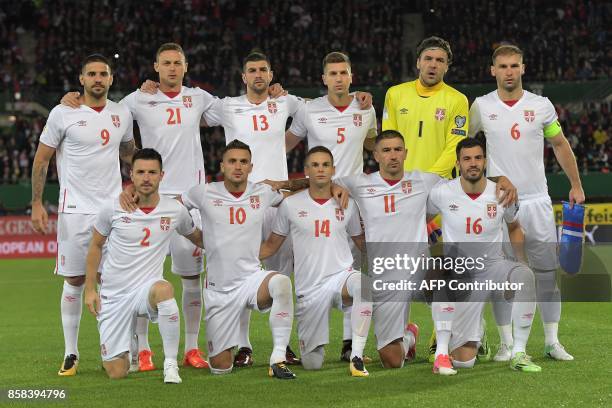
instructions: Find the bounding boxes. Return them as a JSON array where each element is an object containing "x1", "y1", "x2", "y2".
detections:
[
  {"x1": 432, "y1": 302, "x2": 455, "y2": 357},
  {"x1": 157, "y1": 299, "x2": 180, "y2": 363},
  {"x1": 237, "y1": 309, "x2": 253, "y2": 350},
  {"x1": 496, "y1": 324, "x2": 513, "y2": 348},
  {"x1": 342, "y1": 311, "x2": 352, "y2": 341},
  {"x1": 61, "y1": 281, "x2": 83, "y2": 358},
  {"x1": 543, "y1": 323, "x2": 560, "y2": 346},
  {"x1": 345, "y1": 273, "x2": 372, "y2": 360},
  {"x1": 509, "y1": 266, "x2": 536, "y2": 356},
  {"x1": 268, "y1": 274, "x2": 293, "y2": 365},
  {"x1": 136, "y1": 316, "x2": 150, "y2": 352},
  {"x1": 181, "y1": 277, "x2": 202, "y2": 351}
]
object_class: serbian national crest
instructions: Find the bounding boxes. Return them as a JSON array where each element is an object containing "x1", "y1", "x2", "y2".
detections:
[
  {"x1": 250, "y1": 195, "x2": 260, "y2": 209},
  {"x1": 335, "y1": 208, "x2": 345, "y2": 221},
  {"x1": 160, "y1": 217, "x2": 171, "y2": 231},
  {"x1": 435, "y1": 108, "x2": 446, "y2": 121},
  {"x1": 267, "y1": 101, "x2": 277, "y2": 114},
  {"x1": 402, "y1": 180, "x2": 412, "y2": 194},
  {"x1": 487, "y1": 203, "x2": 497, "y2": 219},
  {"x1": 523, "y1": 110, "x2": 535, "y2": 123},
  {"x1": 111, "y1": 114, "x2": 120, "y2": 128},
  {"x1": 353, "y1": 113, "x2": 362, "y2": 127},
  {"x1": 183, "y1": 96, "x2": 192, "y2": 108}
]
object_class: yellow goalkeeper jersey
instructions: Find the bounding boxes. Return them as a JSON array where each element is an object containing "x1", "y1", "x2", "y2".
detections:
[{"x1": 382, "y1": 80, "x2": 469, "y2": 178}]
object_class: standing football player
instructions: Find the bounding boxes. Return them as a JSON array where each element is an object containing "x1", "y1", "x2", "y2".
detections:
[
  {"x1": 31, "y1": 54, "x2": 136, "y2": 376},
  {"x1": 469, "y1": 44, "x2": 585, "y2": 361}
]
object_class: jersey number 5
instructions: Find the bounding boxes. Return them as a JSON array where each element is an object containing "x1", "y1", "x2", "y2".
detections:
[{"x1": 337, "y1": 127, "x2": 346, "y2": 144}]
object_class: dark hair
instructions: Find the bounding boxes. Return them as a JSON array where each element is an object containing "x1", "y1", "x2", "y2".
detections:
[
  {"x1": 322, "y1": 51, "x2": 351, "y2": 72},
  {"x1": 132, "y1": 148, "x2": 163, "y2": 169},
  {"x1": 375, "y1": 129, "x2": 405, "y2": 145},
  {"x1": 305, "y1": 145, "x2": 334, "y2": 165},
  {"x1": 81, "y1": 54, "x2": 112, "y2": 74},
  {"x1": 416, "y1": 36, "x2": 453, "y2": 65},
  {"x1": 456, "y1": 137, "x2": 486, "y2": 159},
  {"x1": 156, "y1": 42, "x2": 186, "y2": 62},
  {"x1": 243, "y1": 51, "x2": 271, "y2": 71},
  {"x1": 492, "y1": 44, "x2": 523, "y2": 65},
  {"x1": 222, "y1": 139, "x2": 252, "y2": 159}
]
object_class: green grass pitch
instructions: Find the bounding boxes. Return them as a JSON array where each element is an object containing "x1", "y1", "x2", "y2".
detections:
[{"x1": 1, "y1": 258, "x2": 611, "y2": 407}]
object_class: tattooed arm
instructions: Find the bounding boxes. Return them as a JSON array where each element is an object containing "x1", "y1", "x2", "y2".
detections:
[{"x1": 31, "y1": 143, "x2": 56, "y2": 234}]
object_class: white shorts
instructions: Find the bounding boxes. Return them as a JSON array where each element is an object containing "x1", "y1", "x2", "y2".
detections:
[
  {"x1": 262, "y1": 206, "x2": 293, "y2": 276},
  {"x1": 204, "y1": 269, "x2": 272, "y2": 357},
  {"x1": 56, "y1": 213, "x2": 106, "y2": 277},
  {"x1": 297, "y1": 269, "x2": 356, "y2": 354},
  {"x1": 97, "y1": 278, "x2": 161, "y2": 361},
  {"x1": 170, "y1": 208, "x2": 204, "y2": 276}
]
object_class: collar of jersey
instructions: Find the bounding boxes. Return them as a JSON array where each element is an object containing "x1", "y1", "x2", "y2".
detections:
[{"x1": 415, "y1": 80, "x2": 444, "y2": 97}]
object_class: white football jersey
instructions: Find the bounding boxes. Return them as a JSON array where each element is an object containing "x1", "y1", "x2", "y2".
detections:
[
  {"x1": 181, "y1": 181, "x2": 284, "y2": 291},
  {"x1": 427, "y1": 178, "x2": 519, "y2": 261},
  {"x1": 289, "y1": 96, "x2": 377, "y2": 178},
  {"x1": 336, "y1": 171, "x2": 441, "y2": 242},
  {"x1": 273, "y1": 190, "x2": 362, "y2": 299},
  {"x1": 121, "y1": 87, "x2": 217, "y2": 195},
  {"x1": 469, "y1": 90, "x2": 558, "y2": 197},
  {"x1": 95, "y1": 196, "x2": 195, "y2": 298},
  {"x1": 40, "y1": 102, "x2": 133, "y2": 214},
  {"x1": 203, "y1": 94, "x2": 303, "y2": 182}
]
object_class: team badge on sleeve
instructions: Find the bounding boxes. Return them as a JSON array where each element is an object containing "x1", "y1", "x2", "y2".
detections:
[
  {"x1": 267, "y1": 101, "x2": 277, "y2": 114},
  {"x1": 335, "y1": 208, "x2": 345, "y2": 221},
  {"x1": 250, "y1": 195, "x2": 260, "y2": 209},
  {"x1": 111, "y1": 115, "x2": 121, "y2": 128},
  {"x1": 402, "y1": 180, "x2": 412, "y2": 194},
  {"x1": 486, "y1": 203, "x2": 497, "y2": 219},
  {"x1": 454, "y1": 115, "x2": 467, "y2": 128},
  {"x1": 524, "y1": 110, "x2": 535, "y2": 123},
  {"x1": 435, "y1": 108, "x2": 446, "y2": 121},
  {"x1": 160, "y1": 217, "x2": 171, "y2": 231},
  {"x1": 182, "y1": 96, "x2": 192, "y2": 108},
  {"x1": 353, "y1": 113, "x2": 362, "y2": 127}
]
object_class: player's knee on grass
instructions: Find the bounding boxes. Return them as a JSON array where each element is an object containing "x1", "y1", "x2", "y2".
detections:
[
  {"x1": 149, "y1": 280, "x2": 174, "y2": 305},
  {"x1": 209, "y1": 349, "x2": 233, "y2": 372},
  {"x1": 379, "y1": 340, "x2": 404, "y2": 369},
  {"x1": 103, "y1": 353, "x2": 129, "y2": 379},
  {"x1": 302, "y1": 346, "x2": 325, "y2": 370},
  {"x1": 450, "y1": 342, "x2": 478, "y2": 363},
  {"x1": 65, "y1": 275, "x2": 85, "y2": 287}
]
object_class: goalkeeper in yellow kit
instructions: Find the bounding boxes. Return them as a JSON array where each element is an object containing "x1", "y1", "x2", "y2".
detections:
[{"x1": 382, "y1": 36, "x2": 516, "y2": 364}]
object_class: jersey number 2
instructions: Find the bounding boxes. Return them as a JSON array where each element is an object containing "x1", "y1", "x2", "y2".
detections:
[{"x1": 140, "y1": 227, "x2": 151, "y2": 246}]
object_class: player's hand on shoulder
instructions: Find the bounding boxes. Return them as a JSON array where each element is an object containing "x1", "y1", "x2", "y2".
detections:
[
  {"x1": 269, "y1": 83, "x2": 287, "y2": 98},
  {"x1": 30, "y1": 202, "x2": 49, "y2": 234},
  {"x1": 355, "y1": 91, "x2": 373, "y2": 109},
  {"x1": 261, "y1": 179, "x2": 285, "y2": 192},
  {"x1": 496, "y1": 176, "x2": 517, "y2": 207},
  {"x1": 331, "y1": 183, "x2": 349, "y2": 209},
  {"x1": 84, "y1": 288, "x2": 101, "y2": 317},
  {"x1": 60, "y1": 92, "x2": 82, "y2": 108},
  {"x1": 119, "y1": 184, "x2": 139, "y2": 212},
  {"x1": 140, "y1": 79, "x2": 160, "y2": 94}
]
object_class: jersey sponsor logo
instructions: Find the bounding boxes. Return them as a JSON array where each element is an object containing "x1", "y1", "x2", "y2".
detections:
[
  {"x1": 298, "y1": 210, "x2": 308, "y2": 218},
  {"x1": 454, "y1": 115, "x2": 466, "y2": 128},
  {"x1": 353, "y1": 113, "x2": 362, "y2": 127},
  {"x1": 267, "y1": 101, "x2": 277, "y2": 114},
  {"x1": 401, "y1": 180, "x2": 412, "y2": 194},
  {"x1": 212, "y1": 199, "x2": 223, "y2": 207},
  {"x1": 524, "y1": 110, "x2": 535, "y2": 123},
  {"x1": 249, "y1": 195, "x2": 260, "y2": 209},
  {"x1": 120, "y1": 216, "x2": 132, "y2": 223},
  {"x1": 449, "y1": 204, "x2": 459, "y2": 212},
  {"x1": 399, "y1": 107, "x2": 409, "y2": 115},
  {"x1": 488, "y1": 114, "x2": 498, "y2": 120},
  {"x1": 435, "y1": 108, "x2": 446, "y2": 121},
  {"x1": 487, "y1": 203, "x2": 497, "y2": 218},
  {"x1": 335, "y1": 208, "x2": 345, "y2": 221},
  {"x1": 318, "y1": 117, "x2": 327, "y2": 124},
  {"x1": 111, "y1": 114, "x2": 121, "y2": 128},
  {"x1": 182, "y1": 96, "x2": 192, "y2": 108},
  {"x1": 160, "y1": 217, "x2": 171, "y2": 231},
  {"x1": 77, "y1": 120, "x2": 87, "y2": 127}
]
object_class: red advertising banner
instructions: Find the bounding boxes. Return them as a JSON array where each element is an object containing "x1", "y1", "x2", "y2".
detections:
[{"x1": 0, "y1": 215, "x2": 58, "y2": 258}]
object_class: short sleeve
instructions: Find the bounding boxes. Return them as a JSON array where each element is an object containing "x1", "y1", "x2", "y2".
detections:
[
  {"x1": 93, "y1": 204, "x2": 115, "y2": 237},
  {"x1": 263, "y1": 184, "x2": 284, "y2": 207},
  {"x1": 39, "y1": 107, "x2": 65, "y2": 148},
  {"x1": 286, "y1": 94, "x2": 305, "y2": 116},
  {"x1": 175, "y1": 203, "x2": 196, "y2": 236},
  {"x1": 542, "y1": 98, "x2": 558, "y2": 127},
  {"x1": 119, "y1": 91, "x2": 138, "y2": 118},
  {"x1": 346, "y1": 201, "x2": 363, "y2": 237},
  {"x1": 202, "y1": 97, "x2": 224, "y2": 127},
  {"x1": 334, "y1": 175, "x2": 357, "y2": 194},
  {"x1": 468, "y1": 99, "x2": 482, "y2": 137},
  {"x1": 367, "y1": 106, "x2": 377, "y2": 136},
  {"x1": 503, "y1": 200, "x2": 520, "y2": 224},
  {"x1": 181, "y1": 184, "x2": 206, "y2": 211},
  {"x1": 426, "y1": 183, "x2": 443, "y2": 215},
  {"x1": 121, "y1": 109, "x2": 134, "y2": 143},
  {"x1": 382, "y1": 88, "x2": 396, "y2": 131},
  {"x1": 288, "y1": 102, "x2": 307, "y2": 138},
  {"x1": 421, "y1": 172, "x2": 443, "y2": 193},
  {"x1": 272, "y1": 200, "x2": 290, "y2": 236}
]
